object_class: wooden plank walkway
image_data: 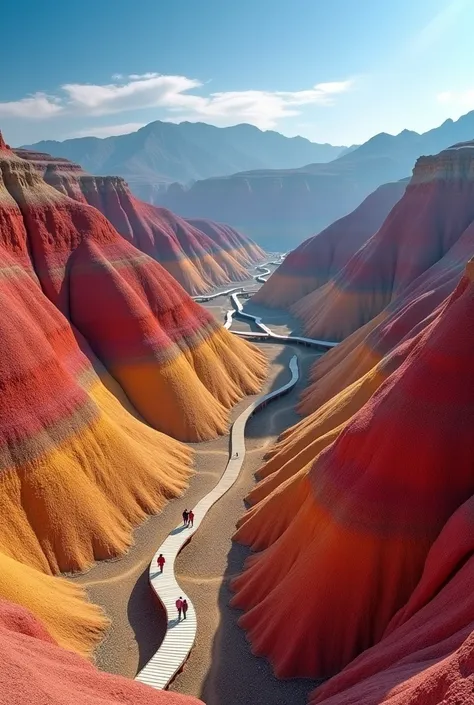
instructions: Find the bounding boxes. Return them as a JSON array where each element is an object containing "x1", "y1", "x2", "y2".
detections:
[{"x1": 135, "y1": 354, "x2": 299, "y2": 690}]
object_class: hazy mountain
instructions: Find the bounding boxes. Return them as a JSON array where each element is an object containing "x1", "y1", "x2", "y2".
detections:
[
  {"x1": 154, "y1": 110, "x2": 474, "y2": 249},
  {"x1": 21, "y1": 120, "x2": 347, "y2": 198}
]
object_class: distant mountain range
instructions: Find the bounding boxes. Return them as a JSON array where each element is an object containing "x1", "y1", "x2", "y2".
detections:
[
  {"x1": 22, "y1": 111, "x2": 474, "y2": 250},
  {"x1": 154, "y1": 110, "x2": 474, "y2": 248},
  {"x1": 21, "y1": 120, "x2": 347, "y2": 199}
]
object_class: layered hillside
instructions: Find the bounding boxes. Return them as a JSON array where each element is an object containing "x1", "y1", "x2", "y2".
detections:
[
  {"x1": 311, "y1": 492, "x2": 474, "y2": 705},
  {"x1": 15, "y1": 148, "x2": 265, "y2": 295},
  {"x1": 291, "y1": 143, "x2": 474, "y2": 341},
  {"x1": 0, "y1": 599, "x2": 202, "y2": 705},
  {"x1": 0, "y1": 132, "x2": 266, "y2": 649},
  {"x1": 22, "y1": 120, "x2": 346, "y2": 189},
  {"x1": 231, "y1": 261, "x2": 474, "y2": 681},
  {"x1": 152, "y1": 110, "x2": 474, "y2": 249},
  {"x1": 253, "y1": 180, "x2": 407, "y2": 308}
]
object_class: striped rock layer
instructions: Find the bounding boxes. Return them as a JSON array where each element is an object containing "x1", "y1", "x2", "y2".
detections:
[
  {"x1": 16, "y1": 148, "x2": 266, "y2": 295},
  {"x1": 290, "y1": 144, "x2": 474, "y2": 340},
  {"x1": 0, "y1": 599, "x2": 202, "y2": 705},
  {"x1": 231, "y1": 259, "x2": 474, "y2": 691},
  {"x1": 253, "y1": 180, "x2": 406, "y2": 309},
  {"x1": 0, "y1": 134, "x2": 266, "y2": 653}
]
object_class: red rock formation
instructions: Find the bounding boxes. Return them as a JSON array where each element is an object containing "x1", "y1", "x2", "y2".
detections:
[
  {"x1": 0, "y1": 599, "x2": 202, "y2": 705},
  {"x1": 0, "y1": 132, "x2": 266, "y2": 655},
  {"x1": 231, "y1": 261, "x2": 474, "y2": 680},
  {"x1": 15, "y1": 148, "x2": 266, "y2": 295},
  {"x1": 253, "y1": 180, "x2": 406, "y2": 309},
  {"x1": 311, "y1": 492, "x2": 474, "y2": 705},
  {"x1": 291, "y1": 144, "x2": 474, "y2": 340}
]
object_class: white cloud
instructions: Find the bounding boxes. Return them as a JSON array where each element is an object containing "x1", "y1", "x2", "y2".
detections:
[
  {"x1": 0, "y1": 73, "x2": 353, "y2": 130},
  {"x1": 62, "y1": 74, "x2": 203, "y2": 115},
  {"x1": 0, "y1": 92, "x2": 63, "y2": 119},
  {"x1": 70, "y1": 122, "x2": 147, "y2": 138}
]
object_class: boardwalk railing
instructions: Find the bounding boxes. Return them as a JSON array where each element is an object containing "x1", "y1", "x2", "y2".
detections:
[{"x1": 135, "y1": 355, "x2": 299, "y2": 691}]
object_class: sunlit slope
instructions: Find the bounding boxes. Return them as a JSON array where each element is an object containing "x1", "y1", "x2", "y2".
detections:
[
  {"x1": 253, "y1": 180, "x2": 406, "y2": 308},
  {"x1": 3, "y1": 142, "x2": 267, "y2": 443},
  {"x1": 16, "y1": 147, "x2": 264, "y2": 294},
  {"x1": 291, "y1": 145, "x2": 474, "y2": 340}
]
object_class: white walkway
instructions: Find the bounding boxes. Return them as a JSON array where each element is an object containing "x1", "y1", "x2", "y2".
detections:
[
  {"x1": 227, "y1": 292, "x2": 339, "y2": 349},
  {"x1": 135, "y1": 355, "x2": 300, "y2": 690}
]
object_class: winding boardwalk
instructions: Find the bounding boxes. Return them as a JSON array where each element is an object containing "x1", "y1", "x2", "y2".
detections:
[
  {"x1": 135, "y1": 355, "x2": 300, "y2": 691},
  {"x1": 227, "y1": 292, "x2": 339, "y2": 349}
]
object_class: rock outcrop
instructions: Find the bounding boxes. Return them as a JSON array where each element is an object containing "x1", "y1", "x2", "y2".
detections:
[
  {"x1": 0, "y1": 599, "x2": 203, "y2": 705},
  {"x1": 291, "y1": 144, "x2": 474, "y2": 341},
  {"x1": 0, "y1": 132, "x2": 266, "y2": 653},
  {"x1": 15, "y1": 148, "x2": 266, "y2": 295},
  {"x1": 231, "y1": 261, "x2": 474, "y2": 680},
  {"x1": 253, "y1": 180, "x2": 407, "y2": 309}
]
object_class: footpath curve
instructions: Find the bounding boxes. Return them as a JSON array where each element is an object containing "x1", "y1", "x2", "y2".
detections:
[
  {"x1": 225, "y1": 292, "x2": 338, "y2": 350},
  {"x1": 135, "y1": 354, "x2": 300, "y2": 691}
]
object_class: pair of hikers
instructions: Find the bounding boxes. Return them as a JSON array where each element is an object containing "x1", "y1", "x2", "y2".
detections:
[
  {"x1": 182, "y1": 508, "x2": 194, "y2": 527},
  {"x1": 176, "y1": 596, "x2": 188, "y2": 620}
]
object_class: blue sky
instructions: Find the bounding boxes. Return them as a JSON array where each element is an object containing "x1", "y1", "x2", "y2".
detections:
[{"x1": 1, "y1": 0, "x2": 473, "y2": 147}]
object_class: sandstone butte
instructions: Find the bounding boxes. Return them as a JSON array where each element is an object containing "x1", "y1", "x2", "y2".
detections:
[
  {"x1": 253, "y1": 179, "x2": 407, "y2": 309},
  {"x1": 230, "y1": 143, "x2": 474, "y2": 704},
  {"x1": 284, "y1": 144, "x2": 474, "y2": 341},
  {"x1": 0, "y1": 599, "x2": 203, "y2": 705},
  {"x1": 0, "y1": 131, "x2": 266, "y2": 658},
  {"x1": 15, "y1": 147, "x2": 266, "y2": 296}
]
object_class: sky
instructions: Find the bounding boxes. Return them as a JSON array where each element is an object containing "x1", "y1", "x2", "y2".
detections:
[{"x1": 1, "y1": 0, "x2": 473, "y2": 147}]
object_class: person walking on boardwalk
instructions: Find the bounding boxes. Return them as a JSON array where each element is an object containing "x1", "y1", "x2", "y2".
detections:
[
  {"x1": 182, "y1": 598, "x2": 188, "y2": 620},
  {"x1": 182, "y1": 509, "x2": 189, "y2": 527},
  {"x1": 157, "y1": 554, "x2": 165, "y2": 573},
  {"x1": 188, "y1": 509, "x2": 194, "y2": 528},
  {"x1": 176, "y1": 597, "x2": 183, "y2": 621}
]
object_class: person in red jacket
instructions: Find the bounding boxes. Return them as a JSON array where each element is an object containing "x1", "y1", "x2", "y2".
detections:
[
  {"x1": 176, "y1": 597, "x2": 183, "y2": 621},
  {"x1": 157, "y1": 554, "x2": 165, "y2": 573},
  {"x1": 182, "y1": 598, "x2": 189, "y2": 620},
  {"x1": 188, "y1": 510, "x2": 195, "y2": 528}
]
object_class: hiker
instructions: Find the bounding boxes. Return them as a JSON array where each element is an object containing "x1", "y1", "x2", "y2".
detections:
[
  {"x1": 182, "y1": 509, "x2": 189, "y2": 526},
  {"x1": 157, "y1": 554, "x2": 165, "y2": 573},
  {"x1": 235, "y1": 451, "x2": 239, "y2": 459},
  {"x1": 182, "y1": 598, "x2": 188, "y2": 620},
  {"x1": 188, "y1": 509, "x2": 194, "y2": 528},
  {"x1": 176, "y1": 597, "x2": 183, "y2": 621}
]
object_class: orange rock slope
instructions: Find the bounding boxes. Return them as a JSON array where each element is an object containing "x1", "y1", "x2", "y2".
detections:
[
  {"x1": 0, "y1": 599, "x2": 203, "y2": 705},
  {"x1": 289, "y1": 144, "x2": 474, "y2": 340},
  {"x1": 310, "y1": 492, "x2": 474, "y2": 705},
  {"x1": 253, "y1": 180, "x2": 406, "y2": 309},
  {"x1": 231, "y1": 258, "x2": 474, "y2": 683},
  {"x1": 16, "y1": 148, "x2": 266, "y2": 295},
  {"x1": 0, "y1": 132, "x2": 266, "y2": 654}
]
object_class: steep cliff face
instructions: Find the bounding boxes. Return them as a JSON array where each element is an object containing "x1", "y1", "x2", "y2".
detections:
[
  {"x1": 231, "y1": 262, "x2": 474, "y2": 681},
  {"x1": 253, "y1": 180, "x2": 407, "y2": 308},
  {"x1": 15, "y1": 148, "x2": 265, "y2": 295},
  {"x1": 291, "y1": 144, "x2": 474, "y2": 340},
  {"x1": 0, "y1": 599, "x2": 203, "y2": 705},
  {"x1": 0, "y1": 133, "x2": 266, "y2": 653}
]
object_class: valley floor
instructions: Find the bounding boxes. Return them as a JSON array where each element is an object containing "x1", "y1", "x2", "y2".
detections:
[{"x1": 71, "y1": 278, "x2": 319, "y2": 705}]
